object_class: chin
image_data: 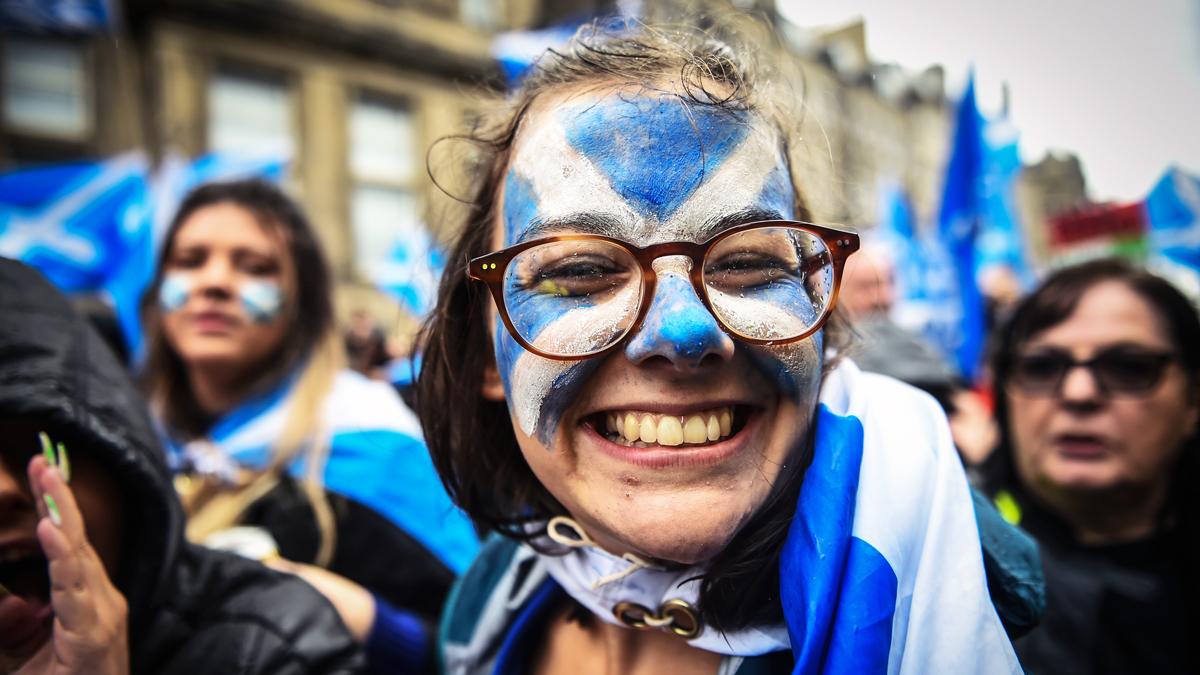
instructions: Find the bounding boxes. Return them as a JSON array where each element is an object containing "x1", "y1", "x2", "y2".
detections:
[{"x1": 576, "y1": 486, "x2": 758, "y2": 565}]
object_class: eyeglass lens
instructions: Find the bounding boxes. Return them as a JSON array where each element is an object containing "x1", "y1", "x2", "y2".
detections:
[
  {"x1": 1011, "y1": 348, "x2": 1173, "y2": 396},
  {"x1": 500, "y1": 226, "x2": 835, "y2": 358}
]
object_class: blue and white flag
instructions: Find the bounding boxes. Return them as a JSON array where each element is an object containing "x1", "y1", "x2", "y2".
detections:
[
  {"x1": 0, "y1": 152, "x2": 151, "y2": 352},
  {"x1": 976, "y1": 116, "x2": 1032, "y2": 286},
  {"x1": 0, "y1": 0, "x2": 111, "y2": 32},
  {"x1": 164, "y1": 369, "x2": 480, "y2": 574},
  {"x1": 491, "y1": 22, "x2": 583, "y2": 87},
  {"x1": 782, "y1": 360, "x2": 1019, "y2": 673},
  {"x1": 936, "y1": 75, "x2": 986, "y2": 382},
  {"x1": 1145, "y1": 166, "x2": 1200, "y2": 272},
  {"x1": 371, "y1": 227, "x2": 446, "y2": 317}
]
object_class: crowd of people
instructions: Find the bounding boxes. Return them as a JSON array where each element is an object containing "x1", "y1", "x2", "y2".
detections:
[{"x1": 1, "y1": 17, "x2": 1196, "y2": 675}]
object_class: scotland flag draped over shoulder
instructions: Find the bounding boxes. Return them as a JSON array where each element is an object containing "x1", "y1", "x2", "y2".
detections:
[
  {"x1": 782, "y1": 360, "x2": 1019, "y2": 674},
  {"x1": 166, "y1": 369, "x2": 479, "y2": 574}
]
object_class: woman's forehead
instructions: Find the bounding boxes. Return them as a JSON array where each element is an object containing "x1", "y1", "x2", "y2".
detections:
[{"x1": 501, "y1": 88, "x2": 794, "y2": 247}]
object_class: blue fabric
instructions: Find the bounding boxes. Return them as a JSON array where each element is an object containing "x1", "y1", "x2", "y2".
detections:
[
  {"x1": 0, "y1": 155, "x2": 150, "y2": 353},
  {"x1": 937, "y1": 74, "x2": 988, "y2": 382},
  {"x1": 321, "y1": 430, "x2": 479, "y2": 573},
  {"x1": 494, "y1": 578, "x2": 566, "y2": 675},
  {"x1": 781, "y1": 405, "x2": 897, "y2": 675},
  {"x1": 366, "y1": 595, "x2": 431, "y2": 674},
  {"x1": 1146, "y1": 166, "x2": 1200, "y2": 270}
]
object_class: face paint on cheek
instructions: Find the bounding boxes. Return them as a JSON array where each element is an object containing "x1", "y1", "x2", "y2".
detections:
[
  {"x1": 745, "y1": 330, "x2": 824, "y2": 400},
  {"x1": 159, "y1": 273, "x2": 193, "y2": 313},
  {"x1": 238, "y1": 280, "x2": 284, "y2": 323},
  {"x1": 494, "y1": 320, "x2": 602, "y2": 446}
]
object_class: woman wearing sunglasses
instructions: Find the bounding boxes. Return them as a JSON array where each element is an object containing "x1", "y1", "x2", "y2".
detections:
[
  {"x1": 984, "y1": 258, "x2": 1199, "y2": 674},
  {"x1": 418, "y1": 20, "x2": 1022, "y2": 674}
]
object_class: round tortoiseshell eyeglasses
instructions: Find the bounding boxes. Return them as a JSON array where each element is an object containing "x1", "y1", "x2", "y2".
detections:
[{"x1": 468, "y1": 220, "x2": 860, "y2": 361}]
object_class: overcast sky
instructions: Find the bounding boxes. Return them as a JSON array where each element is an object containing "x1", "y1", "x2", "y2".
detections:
[{"x1": 776, "y1": 0, "x2": 1200, "y2": 202}]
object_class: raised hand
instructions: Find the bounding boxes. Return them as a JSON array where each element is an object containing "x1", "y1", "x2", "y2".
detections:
[{"x1": 14, "y1": 456, "x2": 128, "y2": 675}]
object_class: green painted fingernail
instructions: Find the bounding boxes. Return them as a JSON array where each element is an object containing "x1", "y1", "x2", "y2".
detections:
[
  {"x1": 0, "y1": 582, "x2": 10, "y2": 596},
  {"x1": 57, "y1": 442, "x2": 70, "y2": 483},
  {"x1": 39, "y1": 431, "x2": 56, "y2": 467},
  {"x1": 44, "y1": 494, "x2": 62, "y2": 526}
]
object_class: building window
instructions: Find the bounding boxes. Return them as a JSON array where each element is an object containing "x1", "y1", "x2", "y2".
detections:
[
  {"x1": 207, "y1": 67, "x2": 293, "y2": 158},
  {"x1": 349, "y1": 93, "x2": 421, "y2": 278},
  {"x1": 460, "y1": 0, "x2": 503, "y2": 31},
  {"x1": 2, "y1": 39, "x2": 89, "y2": 139}
]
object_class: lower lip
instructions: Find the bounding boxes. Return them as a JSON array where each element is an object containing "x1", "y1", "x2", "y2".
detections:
[
  {"x1": 581, "y1": 412, "x2": 760, "y2": 469},
  {"x1": 192, "y1": 316, "x2": 237, "y2": 332},
  {"x1": 1055, "y1": 439, "x2": 1108, "y2": 460}
]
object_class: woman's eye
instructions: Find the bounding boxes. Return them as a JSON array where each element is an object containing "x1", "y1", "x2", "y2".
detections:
[
  {"x1": 525, "y1": 256, "x2": 629, "y2": 297},
  {"x1": 168, "y1": 254, "x2": 203, "y2": 269},
  {"x1": 706, "y1": 253, "x2": 797, "y2": 281},
  {"x1": 240, "y1": 257, "x2": 280, "y2": 276}
]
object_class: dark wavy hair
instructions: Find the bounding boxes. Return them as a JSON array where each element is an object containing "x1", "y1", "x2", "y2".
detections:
[
  {"x1": 139, "y1": 178, "x2": 336, "y2": 438},
  {"x1": 984, "y1": 258, "x2": 1200, "y2": 631},
  {"x1": 414, "y1": 19, "x2": 848, "y2": 632}
]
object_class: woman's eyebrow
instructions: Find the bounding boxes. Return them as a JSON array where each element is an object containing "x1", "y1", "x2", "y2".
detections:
[
  {"x1": 698, "y1": 208, "x2": 786, "y2": 240},
  {"x1": 516, "y1": 213, "x2": 627, "y2": 243}
]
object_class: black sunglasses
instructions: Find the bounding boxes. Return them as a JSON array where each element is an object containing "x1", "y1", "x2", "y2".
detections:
[{"x1": 1009, "y1": 347, "x2": 1176, "y2": 398}]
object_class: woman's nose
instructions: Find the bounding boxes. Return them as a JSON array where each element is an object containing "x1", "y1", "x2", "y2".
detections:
[
  {"x1": 193, "y1": 257, "x2": 236, "y2": 297},
  {"x1": 1059, "y1": 363, "x2": 1104, "y2": 406},
  {"x1": 624, "y1": 269, "x2": 734, "y2": 370}
]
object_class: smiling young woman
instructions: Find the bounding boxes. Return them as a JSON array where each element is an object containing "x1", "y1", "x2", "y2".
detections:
[{"x1": 417, "y1": 18, "x2": 1023, "y2": 675}]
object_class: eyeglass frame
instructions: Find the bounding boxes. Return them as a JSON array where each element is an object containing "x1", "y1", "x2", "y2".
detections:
[
  {"x1": 467, "y1": 219, "x2": 861, "y2": 361},
  {"x1": 1007, "y1": 347, "x2": 1178, "y2": 399}
]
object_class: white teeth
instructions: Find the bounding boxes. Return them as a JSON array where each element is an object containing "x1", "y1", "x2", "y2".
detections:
[
  {"x1": 682, "y1": 416, "x2": 708, "y2": 444},
  {"x1": 600, "y1": 406, "x2": 737, "y2": 447},
  {"x1": 623, "y1": 413, "x2": 639, "y2": 442},
  {"x1": 657, "y1": 416, "x2": 684, "y2": 446},
  {"x1": 639, "y1": 415, "x2": 657, "y2": 443}
]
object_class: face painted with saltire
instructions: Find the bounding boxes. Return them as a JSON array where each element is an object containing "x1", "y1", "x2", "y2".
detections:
[{"x1": 485, "y1": 86, "x2": 825, "y2": 564}]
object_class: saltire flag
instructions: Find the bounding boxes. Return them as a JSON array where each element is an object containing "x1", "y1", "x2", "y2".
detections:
[
  {"x1": 371, "y1": 227, "x2": 446, "y2": 318},
  {"x1": 976, "y1": 115, "x2": 1032, "y2": 287},
  {"x1": 936, "y1": 73, "x2": 989, "y2": 383},
  {"x1": 782, "y1": 360, "x2": 1020, "y2": 673},
  {"x1": 0, "y1": 0, "x2": 111, "y2": 32},
  {"x1": 0, "y1": 152, "x2": 150, "y2": 353},
  {"x1": 1145, "y1": 166, "x2": 1200, "y2": 272}
]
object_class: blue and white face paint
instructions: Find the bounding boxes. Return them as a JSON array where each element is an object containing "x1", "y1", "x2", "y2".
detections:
[
  {"x1": 497, "y1": 88, "x2": 819, "y2": 444},
  {"x1": 158, "y1": 271, "x2": 284, "y2": 324},
  {"x1": 160, "y1": 273, "x2": 193, "y2": 313},
  {"x1": 238, "y1": 280, "x2": 284, "y2": 323}
]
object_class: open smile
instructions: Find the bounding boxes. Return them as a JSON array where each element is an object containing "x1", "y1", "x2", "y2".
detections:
[{"x1": 579, "y1": 404, "x2": 760, "y2": 469}]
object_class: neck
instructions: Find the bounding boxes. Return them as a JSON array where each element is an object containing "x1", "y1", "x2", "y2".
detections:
[
  {"x1": 1033, "y1": 480, "x2": 1169, "y2": 546},
  {"x1": 187, "y1": 364, "x2": 256, "y2": 417},
  {"x1": 537, "y1": 608, "x2": 719, "y2": 675}
]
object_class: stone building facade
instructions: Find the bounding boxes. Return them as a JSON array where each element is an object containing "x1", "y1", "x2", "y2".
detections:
[{"x1": 0, "y1": 0, "x2": 1079, "y2": 335}]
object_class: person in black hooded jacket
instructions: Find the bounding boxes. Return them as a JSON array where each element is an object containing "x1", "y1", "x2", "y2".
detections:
[{"x1": 0, "y1": 258, "x2": 365, "y2": 674}]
